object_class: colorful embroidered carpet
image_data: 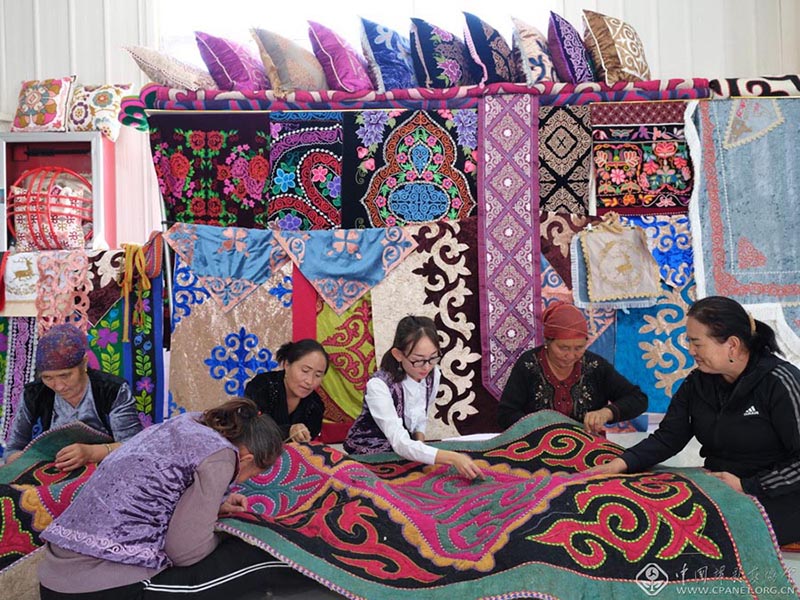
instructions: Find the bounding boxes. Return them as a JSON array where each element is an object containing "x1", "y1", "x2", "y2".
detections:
[
  {"x1": 690, "y1": 98, "x2": 800, "y2": 303},
  {"x1": 218, "y1": 411, "x2": 797, "y2": 599},
  {"x1": 0, "y1": 318, "x2": 37, "y2": 448}
]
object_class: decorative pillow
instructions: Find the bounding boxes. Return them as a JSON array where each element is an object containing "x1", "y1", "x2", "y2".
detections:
[
  {"x1": 124, "y1": 46, "x2": 217, "y2": 91},
  {"x1": 308, "y1": 21, "x2": 373, "y2": 93},
  {"x1": 360, "y1": 18, "x2": 416, "y2": 92},
  {"x1": 11, "y1": 77, "x2": 75, "y2": 132},
  {"x1": 251, "y1": 28, "x2": 328, "y2": 92},
  {"x1": 582, "y1": 10, "x2": 651, "y2": 84},
  {"x1": 409, "y1": 18, "x2": 478, "y2": 88},
  {"x1": 511, "y1": 16, "x2": 558, "y2": 85},
  {"x1": 547, "y1": 12, "x2": 595, "y2": 84},
  {"x1": 67, "y1": 84, "x2": 131, "y2": 142},
  {"x1": 462, "y1": 12, "x2": 519, "y2": 84},
  {"x1": 195, "y1": 31, "x2": 268, "y2": 91}
]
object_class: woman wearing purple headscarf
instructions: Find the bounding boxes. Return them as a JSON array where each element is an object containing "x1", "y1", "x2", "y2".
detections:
[{"x1": 4, "y1": 323, "x2": 142, "y2": 470}]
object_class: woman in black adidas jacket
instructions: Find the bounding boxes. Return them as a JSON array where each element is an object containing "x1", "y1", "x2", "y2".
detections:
[{"x1": 587, "y1": 296, "x2": 800, "y2": 545}]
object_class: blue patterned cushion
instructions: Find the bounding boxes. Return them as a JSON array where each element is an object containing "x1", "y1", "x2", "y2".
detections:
[
  {"x1": 360, "y1": 18, "x2": 416, "y2": 92},
  {"x1": 462, "y1": 12, "x2": 520, "y2": 84},
  {"x1": 547, "y1": 11, "x2": 595, "y2": 84},
  {"x1": 409, "y1": 17, "x2": 479, "y2": 88}
]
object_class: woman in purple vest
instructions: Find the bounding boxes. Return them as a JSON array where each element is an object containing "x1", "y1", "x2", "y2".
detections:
[
  {"x1": 344, "y1": 315, "x2": 482, "y2": 480},
  {"x1": 39, "y1": 398, "x2": 285, "y2": 599}
]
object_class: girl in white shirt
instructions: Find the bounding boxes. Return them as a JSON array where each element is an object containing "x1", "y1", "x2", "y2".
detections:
[{"x1": 343, "y1": 316, "x2": 482, "y2": 479}]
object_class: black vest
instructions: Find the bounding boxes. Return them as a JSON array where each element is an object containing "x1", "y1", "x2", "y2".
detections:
[{"x1": 23, "y1": 368, "x2": 127, "y2": 432}]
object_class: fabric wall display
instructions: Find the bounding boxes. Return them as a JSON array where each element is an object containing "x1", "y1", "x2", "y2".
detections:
[
  {"x1": 34, "y1": 251, "x2": 90, "y2": 336},
  {"x1": 689, "y1": 99, "x2": 800, "y2": 304},
  {"x1": 621, "y1": 214, "x2": 693, "y2": 290},
  {"x1": 214, "y1": 412, "x2": 797, "y2": 599},
  {"x1": 268, "y1": 111, "x2": 343, "y2": 230},
  {"x1": 148, "y1": 112, "x2": 271, "y2": 228},
  {"x1": 317, "y1": 295, "x2": 376, "y2": 424},
  {"x1": 615, "y1": 281, "x2": 696, "y2": 413},
  {"x1": 85, "y1": 249, "x2": 124, "y2": 325},
  {"x1": 538, "y1": 105, "x2": 592, "y2": 214},
  {"x1": 0, "y1": 318, "x2": 37, "y2": 448},
  {"x1": 169, "y1": 255, "x2": 292, "y2": 415},
  {"x1": 570, "y1": 235, "x2": 657, "y2": 311},
  {"x1": 579, "y1": 223, "x2": 661, "y2": 303},
  {"x1": 540, "y1": 256, "x2": 615, "y2": 359},
  {"x1": 591, "y1": 101, "x2": 693, "y2": 214},
  {"x1": 539, "y1": 211, "x2": 598, "y2": 289},
  {"x1": 340, "y1": 109, "x2": 478, "y2": 229},
  {"x1": 477, "y1": 93, "x2": 542, "y2": 400},
  {"x1": 274, "y1": 227, "x2": 417, "y2": 316},
  {"x1": 164, "y1": 223, "x2": 288, "y2": 313},
  {"x1": 743, "y1": 303, "x2": 800, "y2": 368},
  {"x1": 85, "y1": 277, "x2": 165, "y2": 427},
  {"x1": 2, "y1": 253, "x2": 40, "y2": 317},
  {"x1": 371, "y1": 219, "x2": 495, "y2": 439},
  {"x1": 709, "y1": 75, "x2": 800, "y2": 99}
]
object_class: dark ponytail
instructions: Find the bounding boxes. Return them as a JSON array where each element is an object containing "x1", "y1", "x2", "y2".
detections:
[
  {"x1": 202, "y1": 398, "x2": 283, "y2": 468},
  {"x1": 380, "y1": 315, "x2": 440, "y2": 383},
  {"x1": 276, "y1": 339, "x2": 329, "y2": 372},
  {"x1": 688, "y1": 296, "x2": 780, "y2": 357}
]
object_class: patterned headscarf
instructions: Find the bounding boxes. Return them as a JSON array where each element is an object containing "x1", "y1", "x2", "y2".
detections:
[
  {"x1": 36, "y1": 324, "x2": 87, "y2": 372},
  {"x1": 542, "y1": 301, "x2": 588, "y2": 340}
]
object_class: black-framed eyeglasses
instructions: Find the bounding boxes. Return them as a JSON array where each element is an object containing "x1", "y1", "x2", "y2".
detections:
[{"x1": 403, "y1": 354, "x2": 441, "y2": 368}]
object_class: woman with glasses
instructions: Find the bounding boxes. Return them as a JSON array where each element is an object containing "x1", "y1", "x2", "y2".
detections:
[
  {"x1": 344, "y1": 315, "x2": 482, "y2": 479},
  {"x1": 498, "y1": 301, "x2": 647, "y2": 434}
]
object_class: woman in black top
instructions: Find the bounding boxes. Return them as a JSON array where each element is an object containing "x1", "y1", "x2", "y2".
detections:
[
  {"x1": 587, "y1": 296, "x2": 800, "y2": 545},
  {"x1": 244, "y1": 339, "x2": 328, "y2": 442},
  {"x1": 498, "y1": 301, "x2": 647, "y2": 434}
]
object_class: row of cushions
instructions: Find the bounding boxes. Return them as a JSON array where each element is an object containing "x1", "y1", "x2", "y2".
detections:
[
  {"x1": 10, "y1": 76, "x2": 131, "y2": 141},
  {"x1": 126, "y1": 10, "x2": 650, "y2": 94}
]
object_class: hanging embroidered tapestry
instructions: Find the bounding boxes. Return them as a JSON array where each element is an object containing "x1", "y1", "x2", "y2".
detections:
[
  {"x1": 539, "y1": 211, "x2": 599, "y2": 289},
  {"x1": 615, "y1": 281, "x2": 696, "y2": 413},
  {"x1": 538, "y1": 105, "x2": 592, "y2": 214},
  {"x1": 164, "y1": 223, "x2": 288, "y2": 312},
  {"x1": 690, "y1": 98, "x2": 800, "y2": 304},
  {"x1": 268, "y1": 111, "x2": 342, "y2": 230},
  {"x1": 148, "y1": 112, "x2": 270, "y2": 228},
  {"x1": 340, "y1": 109, "x2": 478, "y2": 228},
  {"x1": 2, "y1": 252, "x2": 39, "y2": 316},
  {"x1": 592, "y1": 101, "x2": 693, "y2": 214},
  {"x1": 621, "y1": 214, "x2": 693, "y2": 290},
  {"x1": 371, "y1": 219, "x2": 496, "y2": 439},
  {"x1": 0, "y1": 318, "x2": 37, "y2": 448},
  {"x1": 477, "y1": 93, "x2": 542, "y2": 401},
  {"x1": 214, "y1": 411, "x2": 796, "y2": 600},
  {"x1": 35, "y1": 250, "x2": 91, "y2": 336},
  {"x1": 274, "y1": 227, "x2": 417, "y2": 316},
  {"x1": 169, "y1": 253, "x2": 292, "y2": 415}
]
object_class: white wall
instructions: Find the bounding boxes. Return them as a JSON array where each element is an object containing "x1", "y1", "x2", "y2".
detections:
[{"x1": 0, "y1": 0, "x2": 799, "y2": 246}]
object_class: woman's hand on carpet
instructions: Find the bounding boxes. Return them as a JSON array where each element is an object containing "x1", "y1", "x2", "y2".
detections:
[
  {"x1": 54, "y1": 443, "x2": 99, "y2": 471},
  {"x1": 438, "y1": 450, "x2": 483, "y2": 480},
  {"x1": 219, "y1": 492, "x2": 249, "y2": 515}
]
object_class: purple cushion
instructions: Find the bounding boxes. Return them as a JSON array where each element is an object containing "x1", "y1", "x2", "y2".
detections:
[
  {"x1": 547, "y1": 12, "x2": 595, "y2": 84},
  {"x1": 195, "y1": 31, "x2": 268, "y2": 92},
  {"x1": 308, "y1": 21, "x2": 373, "y2": 93}
]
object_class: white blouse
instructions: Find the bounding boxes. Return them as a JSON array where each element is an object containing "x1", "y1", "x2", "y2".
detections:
[{"x1": 363, "y1": 367, "x2": 441, "y2": 465}]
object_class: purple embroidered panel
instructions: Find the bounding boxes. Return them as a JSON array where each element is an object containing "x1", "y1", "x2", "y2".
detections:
[
  {"x1": 477, "y1": 93, "x2": 543, "y2": 400},
  {"x1": 548, "y1": 12, "x2": 595, "y2": 85}
]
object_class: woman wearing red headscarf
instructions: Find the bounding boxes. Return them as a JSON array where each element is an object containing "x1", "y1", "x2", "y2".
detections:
[{"x1": 498, "y1": 301, "x2": 647, "y2": 434}]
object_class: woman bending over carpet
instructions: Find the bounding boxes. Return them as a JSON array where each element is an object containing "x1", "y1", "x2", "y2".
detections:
[
  {"x1": 344, "y1": 315, "x2": 482, "y2": 480},
  {"x1": 586, "y1": 296, "x2": 800, "y2": 545},
  {"x1": 38, "y1": 398, "x2": 286, "y2": 599}
]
